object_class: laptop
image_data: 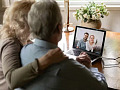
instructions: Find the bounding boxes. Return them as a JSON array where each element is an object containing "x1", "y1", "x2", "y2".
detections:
[{"x1": 66, "y1": 26, "x2": 106, "y2": 62}]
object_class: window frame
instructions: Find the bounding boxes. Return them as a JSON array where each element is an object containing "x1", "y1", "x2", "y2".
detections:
[{"x1": 57, "y1": 1, "x2": 120, "y2": 11}]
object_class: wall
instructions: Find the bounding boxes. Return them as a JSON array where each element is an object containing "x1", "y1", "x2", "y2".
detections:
[
  {"x1": 0, "y1": 2, "x2": 120, "y2": 32},
  {"x1": 61, "y1": 9, "x2": 120, "y2": 32}
]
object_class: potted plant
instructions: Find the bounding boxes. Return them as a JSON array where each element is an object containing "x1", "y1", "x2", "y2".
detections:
[{"x1": 73, "y1": 2, "x2": 109, "y2": 29}]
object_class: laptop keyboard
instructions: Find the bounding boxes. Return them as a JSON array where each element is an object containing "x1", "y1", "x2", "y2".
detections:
[
  {"x1": 67, "y1": 50, "x2": 98, "y2": 60},
  {"x1": 66, "y1": 49, "x2": 82, "y2": 56},
  {"x1": 73, "y1": 50, "x2": 81, "y2": 56}
]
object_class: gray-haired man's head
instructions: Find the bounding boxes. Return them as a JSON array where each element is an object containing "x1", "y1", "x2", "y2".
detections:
[{"x1": 28, "y1": 0, "x2": 62, "y2": 41}]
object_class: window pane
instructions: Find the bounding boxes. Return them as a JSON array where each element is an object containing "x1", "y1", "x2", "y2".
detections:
[
  {"x1": 69, "y1": 0, "x2": 119, "y2": 2},
  {"x1": 55, "y1": 0, "x2": 120, "y2": 1},
  {"x1": 56, "y1": 0, "x2": 64, "y2": 1}
]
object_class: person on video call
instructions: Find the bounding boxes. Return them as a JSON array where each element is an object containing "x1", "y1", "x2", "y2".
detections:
[
  {"x1": 86, "y1": 35, "x2": 97, "y2": 52},
  {"x1": 76, "y1": 32, "x2": 89, "y2": 50},
  {"x1": 20, "y1": 0, "x2": 108, "y2": 89}
]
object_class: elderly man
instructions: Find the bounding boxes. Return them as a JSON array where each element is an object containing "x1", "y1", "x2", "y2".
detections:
[{"x1": 20, "y1": 0, "x2": 108, "y2": 90}]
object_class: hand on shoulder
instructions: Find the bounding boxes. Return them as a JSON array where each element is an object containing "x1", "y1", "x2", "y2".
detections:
[{"x1": 38, "y1": 48, "x2": 68, "y2": 70}]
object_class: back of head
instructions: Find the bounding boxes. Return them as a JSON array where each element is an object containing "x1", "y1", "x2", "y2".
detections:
[
  {"x1": 28, "y1": 0, "x2": 62, "y2": 40},
  {"x1": 0, "y1": 0, "x2": 34, "y2": 42}
]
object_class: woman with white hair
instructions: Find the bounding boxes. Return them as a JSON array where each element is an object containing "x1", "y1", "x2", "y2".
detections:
[{"x1": 0, "y1": 1, "x2": 67, "y2": 90}]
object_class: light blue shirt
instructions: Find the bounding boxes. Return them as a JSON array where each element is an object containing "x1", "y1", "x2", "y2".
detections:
[
  {"x1": 20, "y1": 38, "x2": 108, "y2": 90},
  {"x1": 77, "y1": 39, "x2": 87, "y2": 50},
  {"x1": 21, "y1": 39, "x2": 57, "y2": 66}
]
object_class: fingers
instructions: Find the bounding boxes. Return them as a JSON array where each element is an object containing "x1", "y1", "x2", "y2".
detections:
[
  {"x1": 78, "y1": 54, "x2": 89, "y2": 60},
  {"x1": 80, "y1": 52, "x2": 91, "y2": 60},
  {"x1": 48, "y1": 48, "x2": 61, "y2": 55},
  {"x1": 38, "y1": 48, "x2": 68, "y2": 70},
  {"x1": 48, "y1": 48, "x2": 68, "y2": 62},
  {"x1": 54, "y1": 47, "x2": 61, "y2": 52},
  {"x1": 77, "y1": 54, "x2": 91, "y2": 63},
  {"x1": 80, "y1": 52, "x2": 87, "y2": 55},
  {"x1": 77, "y1": 52, "x2": 92, "y2": 68},
  {"x1": 76, "y1": 55, "x2": 92, "y2": 68}
]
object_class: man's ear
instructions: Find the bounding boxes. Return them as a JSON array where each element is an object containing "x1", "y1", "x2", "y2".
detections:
[{"x1": 57, "y1": 24, "x2": 62, "y2": 33}]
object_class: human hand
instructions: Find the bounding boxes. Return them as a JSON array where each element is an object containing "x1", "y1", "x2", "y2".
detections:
[
  {"x1": 38, "y1": 48, "x2": 68, "y2": 70},
  {"x1": 76, "y1": 52, "x2": 92, "y2": 68},
  {"x1": 27, "y1": 39, "x2": 33, "y2": 44}
]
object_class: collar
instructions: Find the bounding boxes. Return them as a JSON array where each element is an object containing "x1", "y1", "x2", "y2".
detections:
[{"x1": 34, "y1": 38, "x2": 57, "y2": 49}]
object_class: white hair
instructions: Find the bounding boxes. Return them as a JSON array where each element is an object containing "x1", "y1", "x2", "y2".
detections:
[{"x1": 28, "y1": 0, "x2": 62, "y2": 40}]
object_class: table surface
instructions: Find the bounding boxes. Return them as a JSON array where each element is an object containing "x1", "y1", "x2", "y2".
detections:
[
  {"x1": 60, "y1": 31, "x2": 120, "y2": 90},
  {"x1": 92, "y1": 31, "x2": 120, "y2": 90}
]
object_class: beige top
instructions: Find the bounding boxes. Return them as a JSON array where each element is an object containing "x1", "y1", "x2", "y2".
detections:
[{"x1": 0, "y1": 38, "x2": 40, "y2": 90}]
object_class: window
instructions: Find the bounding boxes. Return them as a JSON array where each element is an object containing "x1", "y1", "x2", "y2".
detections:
[
  {"x1": 56, "y1": 0, "x2": 120, "y2": 1},
  {"x1": 56, "y1": 0, "x2": 120, "y2": 10}
]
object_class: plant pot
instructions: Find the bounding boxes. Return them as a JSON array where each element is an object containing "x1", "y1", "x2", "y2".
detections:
[{"x1": 81, "y1": 20, "x2": 102, "y2": 29}]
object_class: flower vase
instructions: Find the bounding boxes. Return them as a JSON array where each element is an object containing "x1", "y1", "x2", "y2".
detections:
[{"x1": 81, "y1": 20, "x2": 102, "y2": 29}]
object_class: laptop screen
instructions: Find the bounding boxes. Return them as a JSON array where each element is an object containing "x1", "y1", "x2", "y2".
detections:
[{"x1": 73, "y1": 26, "x2": 106, "y2": 56}]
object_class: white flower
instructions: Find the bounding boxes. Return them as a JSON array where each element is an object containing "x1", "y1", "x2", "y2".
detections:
[
  {"x1": 79, "y1": 10, "x2": 83, "y2": 14},
  {"x1": 96, "y1": 8, "x2": 100, "y2": 12},
  {"x1": 87, "y1": 15, "x2": 90, "y2": 19},
  {"x1": 80, "y1": 7, "x2": 84, "y2": 12},
  {"x1": 97, "y1": 13, "x2": 101, "y2": 19},
  {"x1": 73, "y1": 2, "x2": 109, "y2": 22},
  {"x1": 83, "y1": 14, "x2": 88, "y2": 18},
  {"x1": 92, "y1": 15, "x2": 96, "y2": 20},
  {"x1": 73, "y1": 12, "x2": 76, "y2": 17},
  {"x1": 80, "y1": 15, "x2": 83, "y2": 20}
]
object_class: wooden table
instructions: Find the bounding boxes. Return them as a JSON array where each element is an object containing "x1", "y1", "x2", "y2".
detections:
[
  {"x1": 92, "y1": 31, "x2": 120, "y2": 90},
  {"x1": 59, "y1": 30, "x2": 120, "y2": 89},
  {"x1": 60, "y1": 30, "x2": 120, "y2": 90}
]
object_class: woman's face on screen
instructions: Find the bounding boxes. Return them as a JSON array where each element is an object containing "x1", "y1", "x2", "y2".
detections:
[{"x1": 90, "y1": 35, "x2": 94, "y2": 43}]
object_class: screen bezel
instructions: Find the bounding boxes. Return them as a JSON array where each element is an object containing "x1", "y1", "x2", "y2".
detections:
[{"x1": 73, "y1": 26, "x2": 106, "y2": 56}]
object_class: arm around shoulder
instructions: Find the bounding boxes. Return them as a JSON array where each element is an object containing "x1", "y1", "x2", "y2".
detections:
[{"x1": 1, "y1": 39, "x2": 41, "y2": 89}]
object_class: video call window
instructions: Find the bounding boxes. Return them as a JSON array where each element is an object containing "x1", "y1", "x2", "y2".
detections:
[{"x1": 74, "y1": 28, "x2": 105, "y2": 55}]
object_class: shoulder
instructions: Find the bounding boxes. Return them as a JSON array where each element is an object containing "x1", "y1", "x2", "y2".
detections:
[
  {"x1": 93, "y1": 42, "x2": 96, "y2": 46},
  {"x1": 86, "y1": 41, "x2": 89, "y2": 45},
  {"x1": 0, "y1": 38, "x2": 22, "y2": 52},
  {"x1": 78, "y1": 39, "x2": 84, "y2": 43},
  {"x1": 80, "y1": 39, "x2": 83, "y2": 42},
  {"x1": 1, "y1": 37, "x2": 21, "y2": 46},
  {"x1": 21, "y1": 43, "x2": 33, "y2": 53},
  {"x1": 20, "y1": 43, "x2": 34, "y2": 62}
]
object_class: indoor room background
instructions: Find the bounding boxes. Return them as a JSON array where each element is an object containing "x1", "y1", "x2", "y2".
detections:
[{"x1": 0, "y1": 0, "x2": 120, "y2": 32}]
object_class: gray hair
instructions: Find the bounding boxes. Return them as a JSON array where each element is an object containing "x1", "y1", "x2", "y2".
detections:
[{"x1": 28, "y1": 0, "x2": 62, "y2": 40}]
